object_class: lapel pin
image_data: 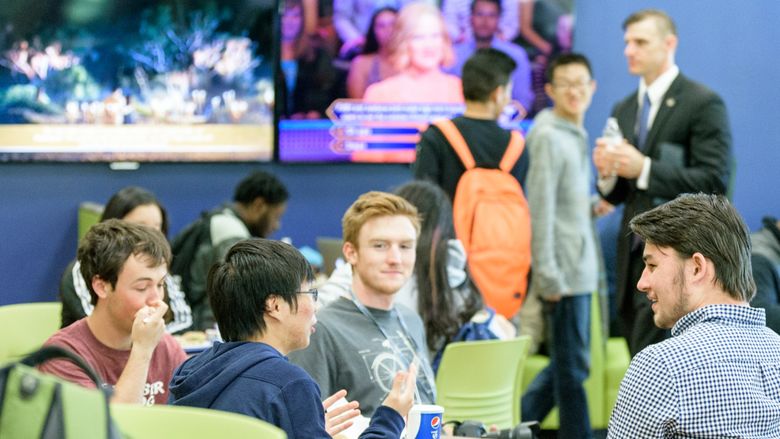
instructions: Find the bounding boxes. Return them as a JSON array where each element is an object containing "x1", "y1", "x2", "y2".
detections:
[{"x1": 666, "y1": 97, "x2": 676, "y2": 107}]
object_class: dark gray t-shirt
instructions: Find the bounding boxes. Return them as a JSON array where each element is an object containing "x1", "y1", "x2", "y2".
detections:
[{"x1": 289, "y1": 297, "x2": 436, "y2": 416}]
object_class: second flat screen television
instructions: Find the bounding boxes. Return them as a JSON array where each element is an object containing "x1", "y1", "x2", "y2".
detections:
[{"x1": 276, "y1": 0, "x2": 574, "y2": 163}]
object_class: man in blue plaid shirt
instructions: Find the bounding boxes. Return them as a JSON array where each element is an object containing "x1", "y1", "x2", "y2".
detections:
[{"x1": 608, "y1": 194, "x2": 780, "y2": 438}]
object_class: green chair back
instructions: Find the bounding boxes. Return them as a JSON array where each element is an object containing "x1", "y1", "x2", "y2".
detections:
[
  {"x1": 0, "y1": 302, "x2": 62, "y2": 365},
  {"x1": 436, "y1": 336, "x2": 531, "y2": 430},
  {"x1": 519, "y1": 291, "x2": 608, "y2": 429},
  {"x1": 111, "y1": 404, "x2": 287, "y2": 438},
  {"x1": 78, "y1": 202, "x2": 104, "y2": 243}
]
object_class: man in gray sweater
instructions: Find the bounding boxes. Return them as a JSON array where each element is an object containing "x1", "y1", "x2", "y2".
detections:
[
  {"x1": 290, "y1": 191, "x2": 436, "y2": 416},
  {"x1": 521, "y1": 53, "x2": 598, "y2": 439}
]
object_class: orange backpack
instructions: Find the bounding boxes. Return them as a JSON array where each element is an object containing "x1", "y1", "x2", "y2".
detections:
[{"x1": 434, "y1": 119, "x2": 531, "y2": 318}]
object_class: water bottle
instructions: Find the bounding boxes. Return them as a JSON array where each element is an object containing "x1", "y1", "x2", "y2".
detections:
[
  {"x1": 601, "y1": 117, "x2": 623, "y2": 177},
  {"x1": 602, "y1": 117, "x2": 623, "y2": 148}
]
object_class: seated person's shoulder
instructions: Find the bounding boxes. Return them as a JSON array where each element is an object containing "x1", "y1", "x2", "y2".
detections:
[
  {"x1": 38, "y1": 321, "x2": 101, "y2": 387},
  {"x1": 209, "y1": 210, "x2": 249, "y2": 244},
  {"x1": 43, "y1": 318, "x2": 89, "y2": 350},
  {"x1": 395, "y1": 302, "x2": 420, "y2": 320},
  {"x1": 318, "y1": 264, "x2": 353, "y2": 306},
  {"x1": 240, "y1": 345, "x2": 320, "y2": 388},
  {"x1": 395, "y1": 303, "x2": 425, "y2": 329},
  {"x1": 350, "y1": 53, "x2": 374, "y2": 72},
  {"x1": 312, "y1": 300, "x2": 361, "y2": 338},
  {"x1": 498, "y1": 40, "x2": 530, "y2": 62}
]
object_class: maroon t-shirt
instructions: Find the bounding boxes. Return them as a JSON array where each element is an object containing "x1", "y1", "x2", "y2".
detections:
[{"x1": 39, "y1": 318, "x2": 187, "y2": 405}]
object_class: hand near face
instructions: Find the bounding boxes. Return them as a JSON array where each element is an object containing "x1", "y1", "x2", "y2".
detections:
[
  {"x1": 323, "y1": 389, "x2": 361, "y2": 437},
  {"x1": 131, "y1": 300, "x2": 168, "y2": 352},
  {"x1": 381, "y1": 362, "x2": 418, "y2": 418}
]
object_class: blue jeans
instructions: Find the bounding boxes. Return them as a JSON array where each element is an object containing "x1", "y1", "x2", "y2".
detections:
[{"x1": 522, "y1": 294, "x2": 592, "y2": 438}]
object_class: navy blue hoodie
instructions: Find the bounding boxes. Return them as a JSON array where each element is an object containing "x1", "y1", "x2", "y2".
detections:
[{"x1": 169, "y1": 341, "x2": 404, "y2": 438}]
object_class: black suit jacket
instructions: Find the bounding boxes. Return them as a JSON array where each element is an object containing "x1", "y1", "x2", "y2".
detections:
[{"x1": 602, "y1": 73, "x2": 732, "y2": 311}]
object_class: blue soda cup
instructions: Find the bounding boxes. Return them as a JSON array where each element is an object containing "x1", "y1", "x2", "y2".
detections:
[{"x1": 405, "y1": 404, "x2": 444, "y2": 438}]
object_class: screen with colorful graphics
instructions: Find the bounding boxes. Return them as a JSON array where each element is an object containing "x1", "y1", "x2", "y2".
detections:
[{"x1": 0, "y1": 0, "x2": 274, "y2": 162}]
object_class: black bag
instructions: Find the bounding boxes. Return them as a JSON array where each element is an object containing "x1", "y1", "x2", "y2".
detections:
[
  {"x1": 170, "y1": 209, "x2": 216, "y2": 295},
  {"x1": 0, "y1": 346, "x2": 119, "y2": 439}
]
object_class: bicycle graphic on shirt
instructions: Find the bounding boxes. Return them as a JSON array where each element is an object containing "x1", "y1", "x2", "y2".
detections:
[{"x1": 358, "y1": 330, "x2": 434, "y2": 399}]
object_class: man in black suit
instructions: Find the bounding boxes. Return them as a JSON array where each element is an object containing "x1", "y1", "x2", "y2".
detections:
[{"x1": 592, "y1": 9, "x2": 732, "y2": 356}]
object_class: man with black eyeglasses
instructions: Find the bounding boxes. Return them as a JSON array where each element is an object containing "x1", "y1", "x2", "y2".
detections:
[
  {"x1": 520, "y1": 53, "x2": 599, "y2": 439},
  {"x1": 290, "y1": 191, "x2": 437, "y2": 417},
  {"x1": 169, "y1": 238, "x2": 416, "y2": 438}
]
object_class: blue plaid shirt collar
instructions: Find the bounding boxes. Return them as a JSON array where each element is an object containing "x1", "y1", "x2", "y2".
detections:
[{"x1": 671, "y1": 304, "x2": 766, "y2": 337}]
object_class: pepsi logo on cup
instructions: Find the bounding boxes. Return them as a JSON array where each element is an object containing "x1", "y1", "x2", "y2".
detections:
[{"x1": 430, "y1": 416, "x2": 440, "y2": 429}]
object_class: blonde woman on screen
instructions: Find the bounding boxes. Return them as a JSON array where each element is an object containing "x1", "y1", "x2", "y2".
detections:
[{"x1": 363, "y1": 2, "x2": 463, "y2": 103}]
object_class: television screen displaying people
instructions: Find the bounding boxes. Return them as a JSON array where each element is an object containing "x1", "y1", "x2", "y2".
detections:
[{"x1": 277, "y1": 0, "x2": 574, "y2": 163}]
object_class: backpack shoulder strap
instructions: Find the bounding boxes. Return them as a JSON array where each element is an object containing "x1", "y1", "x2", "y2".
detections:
[
  {"x1": 498, "y1": 130, "x2": 525, "y2": 172},
  {"x1": 433, "y1": 119, "x2": 476, "y2": 170}
]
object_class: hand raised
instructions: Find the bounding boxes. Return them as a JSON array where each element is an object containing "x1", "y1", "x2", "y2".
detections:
[
  {"x1": 323, "y1": 389, "x2": 361, "y2": 437},
  {"x1": 381, "y1": 362, "x2": 418, "y2": 418}
]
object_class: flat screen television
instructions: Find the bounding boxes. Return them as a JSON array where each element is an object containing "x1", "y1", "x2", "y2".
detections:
[
  {"x1": 0, "y1": 0, "x2": 275, "y2": 162},
  {"x1": 276, "y1": 0, "x2": 574, "y2": 163}
]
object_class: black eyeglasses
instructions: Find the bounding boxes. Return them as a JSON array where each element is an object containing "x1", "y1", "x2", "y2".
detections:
[{"x1": 297, "y1": 288, "x2": 319, "y2": 303}]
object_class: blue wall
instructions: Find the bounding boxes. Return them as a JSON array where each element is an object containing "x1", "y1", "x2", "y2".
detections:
[
  {"x1": 575, "y1": 0, "x2": 780, "y2": 228},
  {"x1": 0, "y1": 163, "x2": 411, "y2": 305},
  {"x1": 2, "y1": 0, "x2": 779, "y2": 305}
]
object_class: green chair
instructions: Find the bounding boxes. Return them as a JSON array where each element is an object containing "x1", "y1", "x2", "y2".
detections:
[
  {"x1": 111, "y1": 404, "x2": 286, "y2": 438},
  {"x1": 78, "y1": 201, "x2": 104, "y2": 243},
  {"x1": 0, "y1": 302, "x2": 62, "y2": 364},
  {"x1": 519, "y1": 292, "x2": 630, "y2": 429},
  {"x1": 436, "y1": 336, "x2": 532, "y2": 429}
]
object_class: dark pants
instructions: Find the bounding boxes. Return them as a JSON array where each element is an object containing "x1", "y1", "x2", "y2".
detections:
[{"x1": 522, "y1": 294, "x2": 592, "y2": 439}]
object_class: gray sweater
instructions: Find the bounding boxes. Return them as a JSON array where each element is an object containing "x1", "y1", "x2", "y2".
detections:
[
  {"x1": 289, "y1": 297, "x2": 436, "y2": 416},
  {"x1": 525, "y1": 109, "x2": 598, "y2": 298}
]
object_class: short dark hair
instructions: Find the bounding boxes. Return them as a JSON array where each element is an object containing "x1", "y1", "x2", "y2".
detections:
[
  {"x1": 545, "y1": 52, "x2": 593, "y2": 83},
  {"x1": 101, "y1": 186, "x2": 169, "y2": 236},
  {"x1": 629, "y1": 193, "x2": 755, "y2": 301},
  {"x1": 470, "y1": 0, "x2": 501, "y2": 14},
  {"x1": 207, "y1": 238, "x2": 315, "y2": 342},
  {"x1": 623, "y1": 9, "x2": 677, "y2": 37},
  {"x1": 78, "y1": 219, "x2": 171, "y2": 305},
  {"x1": 461, "y1": 48, "x2": 516, "y2": 102},
  {"x1": 233, "y1": 170, "x2": 289, "y2": 206}
]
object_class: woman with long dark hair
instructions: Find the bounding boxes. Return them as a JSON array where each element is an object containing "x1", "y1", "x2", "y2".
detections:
[
  {"x1": 393, "y1": 180, "x2": 481, "y2": 352},
  {"x1": 346, "y1": 7, "x2": 398, "y2": 99}
]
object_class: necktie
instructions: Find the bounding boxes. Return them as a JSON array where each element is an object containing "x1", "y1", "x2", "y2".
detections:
[{"x1": 637, "y1": 92, "x2": 651, "y2": 149}]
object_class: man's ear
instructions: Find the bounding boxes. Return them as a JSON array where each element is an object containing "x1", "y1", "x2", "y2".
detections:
[
  {"x1": 343, "y1": 241, "x2": 358, "y2": 265},
  {"x1": 489, "y1": 85, "x2": 503, "y2": 104},
  {"x1": 265, "y1": 295, "x2": 283, "y2": 322},
  {"x1": 544, "y1": 82, "x2": 554, "y2": 100},
  {"x1": 92, "y1": 276, "x2": 110, "y2": 300},
  {"x1": 689, "y1": 252, "x2": 710, "y2": 283},
  {"x1": 251, "y1": 197, "x2": 268, "y2": 217},
  {"x1": 665, "y1": 33, "x2": 678, "y2": 53}
]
